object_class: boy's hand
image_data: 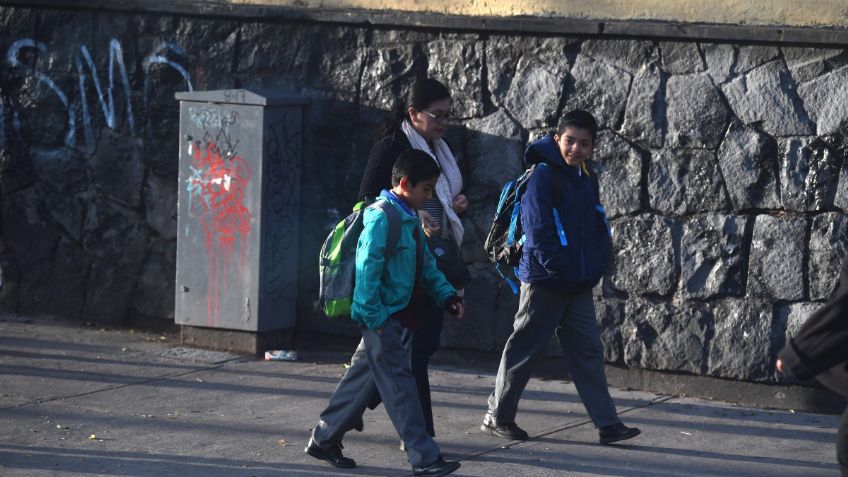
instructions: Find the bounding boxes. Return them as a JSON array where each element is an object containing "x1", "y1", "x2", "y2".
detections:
[
  {"x1": 420, "y1": 210, "x2": 441, "y2": 237},
  {"x1": 452, "y1": 194, "x2": 468, "y2": 213},
  {"x1": 775, "y1": 358, "x2": 784, "y2": 373},
  {"x1": 444, "y1": 296, "x2": 464, "y2": 318}
]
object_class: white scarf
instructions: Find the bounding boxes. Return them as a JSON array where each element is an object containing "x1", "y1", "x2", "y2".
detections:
[{"x1": 401, "y1": 120, "x2": 464, "y2": 244}]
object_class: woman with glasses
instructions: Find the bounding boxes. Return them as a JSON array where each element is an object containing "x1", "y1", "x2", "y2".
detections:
[{"x1": 357, "y1": 77, "x2": 469, "y2": 441}]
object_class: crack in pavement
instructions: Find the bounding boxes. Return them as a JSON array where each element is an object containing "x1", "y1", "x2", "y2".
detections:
[{"x1": 0, "y1": 358, "x2": 244, "y2": 411}]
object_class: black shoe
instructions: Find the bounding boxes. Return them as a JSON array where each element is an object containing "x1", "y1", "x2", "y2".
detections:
[
  {"x1": 304, "y1": 438, "x2": 356, "y2": 468},
  {"x1": 480, "y1": 413, "x2": 529, "y2": 440},
  {"x1": 599, "y1": 423, "x2": 641, "y2": 444},
  {"x1": 413, "y1": 456, "x2": 461, "y2": 477}
]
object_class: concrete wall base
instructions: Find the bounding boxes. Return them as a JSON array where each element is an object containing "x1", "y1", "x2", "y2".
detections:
[{"x1": 180, "y1": 326, "x2": 293, "y2": 356}]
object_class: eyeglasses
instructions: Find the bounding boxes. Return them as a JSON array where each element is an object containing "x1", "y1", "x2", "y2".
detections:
[{"x1": 420, "y1": 109, "x2": 451, "y2": 123}]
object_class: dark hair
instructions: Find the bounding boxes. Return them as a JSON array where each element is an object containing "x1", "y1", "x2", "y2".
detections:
[
  {"x1": 378, "y1": 78, "x2": 451, "y2": 137},
  {"x1": 391, "y1": 150, "x2": 441, "y2": 187},
  {"x1": 557, "y1": 109, "x2": 599, "y2": 142}
]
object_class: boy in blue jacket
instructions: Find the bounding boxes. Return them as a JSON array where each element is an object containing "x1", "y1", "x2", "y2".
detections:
[
  {"x1": 482, "y1": 110, "x2": 641, "y2": 445},
  {"x1": 306, "y1": 150, "x2": 464, "y2": 477}
]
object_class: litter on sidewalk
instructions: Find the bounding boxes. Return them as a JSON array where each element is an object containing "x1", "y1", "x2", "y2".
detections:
[{"x1": 265, "y1": 350, "x2": 298, "y2": 361}]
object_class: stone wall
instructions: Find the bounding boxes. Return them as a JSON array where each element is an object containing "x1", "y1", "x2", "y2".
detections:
[{"x1": 2, "y1": 5, "x2": 848, "y2": 384}]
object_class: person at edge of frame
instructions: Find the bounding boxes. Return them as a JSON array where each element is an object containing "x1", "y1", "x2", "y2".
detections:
[
  {"x1": 777, "y1": 256, "x2": 848, "y2": 476},
  {"x1": 357, "y1": 77, "x2": 469, "y2": 442},
  {"x1": 482, "y1": 109, "x2": 642, "y2": 446},
  {"x1": 305, "y1": 150, "x2": 464, "y2": 477}
]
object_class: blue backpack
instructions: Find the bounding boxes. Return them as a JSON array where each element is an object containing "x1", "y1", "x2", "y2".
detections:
[{"x1": 483, "y1": 162, "x2": 572, "y2": 294}]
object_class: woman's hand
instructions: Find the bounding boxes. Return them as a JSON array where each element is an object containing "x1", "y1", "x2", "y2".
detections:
[
  {"x1": 420, "y1": 210, "x2": 440, "y2": 238},
  {"x1": 776, "y1": 359, "x2": 784, "y2": 373},
  {"x1": 452, "y1": 193, "x2": 468, "y2": 214}
]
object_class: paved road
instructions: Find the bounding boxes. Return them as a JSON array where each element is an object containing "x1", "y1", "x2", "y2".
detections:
[{"x1": 0, "y1": 315, "x2": 840, "y2": 476}]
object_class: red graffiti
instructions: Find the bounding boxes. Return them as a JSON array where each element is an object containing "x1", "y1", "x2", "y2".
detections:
[{"x1": 187, "y1": 142, "x2": 252, "y2": 326}]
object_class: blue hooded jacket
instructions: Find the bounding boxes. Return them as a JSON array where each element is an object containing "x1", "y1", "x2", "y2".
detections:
[{"x1": 518, "y1": 135, "x2": 611, "y2": 291}]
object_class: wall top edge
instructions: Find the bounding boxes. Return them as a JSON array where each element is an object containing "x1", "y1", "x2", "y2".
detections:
[{"x1": 3, "y1": 0, "x2": 848, "y2": 47}]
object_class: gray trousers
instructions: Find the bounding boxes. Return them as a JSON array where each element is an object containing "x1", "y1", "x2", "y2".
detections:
[
  {"x1": 312, "y1": 318, "x2": 440, "y2": 467},
  {"x1": 488, "y1": 283, "x2": 620, "y2": 428}
]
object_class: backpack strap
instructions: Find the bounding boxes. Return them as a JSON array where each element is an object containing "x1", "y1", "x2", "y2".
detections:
[
  {"x1": 531, "y1": 162, "x2": 568, "y2": 247},
  {"x1": 368, "y1": 200, "x2": 402, "y2": 256}
]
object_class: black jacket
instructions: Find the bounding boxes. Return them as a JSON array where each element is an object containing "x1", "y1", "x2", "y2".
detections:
[
  {"x1": 779, "y1": 257, "x2": 848, "y2": 398},
  {"x1": 357, "y1": 128, "x2": 465, "y2": 202},
  {"x1": 358, "y1": 130, "x2": 413, "y2": 202}
]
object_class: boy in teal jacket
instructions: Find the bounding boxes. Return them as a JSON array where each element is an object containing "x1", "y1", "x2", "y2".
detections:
[{"x1": 306, "y1": 150, "x2": 464, "y2": 477}]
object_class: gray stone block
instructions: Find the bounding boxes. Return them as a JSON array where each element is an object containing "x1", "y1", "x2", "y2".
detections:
[
  {"x1": 716, "y1": 121, "x2": 780, "y2": 211},
  {"x1": 779, "y1": 136, "x2": 842, "y2": 212},
  {"x1": 747, "y1": 215, "x2": 807, "y2": 300},
  {"x1": 722, "y1": 61, "x2": 813, "y2": 137},
  {"x1": 591, "y1": 131, "x2": 643, "y2": 218},
  {"x1": 623, "y1": 299, "x2": 711, "y2": 374},
  {"x1": 89, "y1": 128, "x2": 145, "y2": 208},
  {"x1": 174, "y1": 18, "x2": 240, "y2": 91},
  {"x1": 667, "y1": 73, "x2": 728, "y2": 148},
  {"x1": 680, "y1": 214, "x2": 748, "y2": 299},
  {"x1": 836, "y1": 160, "x2": 848, "y2": 212},
  {"x1": 237, "y1": 22, "x2": 308, "y2": 79},
  {"x1": 797, "y1": 65, "x2": 848, "y2": 136},
  {"x1": 702, "y1": 43, "x2": 735, "y2": 85},
  {"x1": 782, "y1": 47, "x2": 843, "y2": 84},
  {"x1": 27, "y1": 149, "x2": 87, "y2": 243},
  {"x1": 596, "y1": 297, "x2": 625, "y2": 363},
  {"x1": 465, "y1": 110, "x2": 525, "y2": 190},
  {"x1": 427, "y1": 38, "x2": 483, "y2": 118},
  {"x1": 486, "y1": 35, "x2": 575, "y2": 108},
  {"x1": 620, "y1": 63, "x2": 666, "y2": 148},
  {"x1": 735, "y1": 46, "x2": 780, "y2": 75},
  {"x1": 133, "y1": 239, "x2": 176, "y2": 319},
  {"x1": 504, "y1": 58, "x2": 566, "y2": 129},
  {"x1": 809, "y1": 213, "x2": 848, "y2": 300},
  {"x1": 659, "y1": 42, "x2": 705, "y2": 75},
  {"x1": 84, "y1": 260, "x2": 140, "y2": 324},
  {"x1": 83, "y1": 202, "x2": 149, "y2": 267},
  {"x1": 707, "y1": 299, "x2": 774, "y2": 381},
  {"x1": 581, "y1": 39, "x2": 657, "y2": 73},
  {"x1": 781, "y1": 302, "x2": 824, "y2": 340},
  {"x1": 145, "y1": 173, "x2": 178, "y2": 240},
  {"x1": 300, "y1": 26, "x2": 366, "y2": 103},
  {"x1": 30, "y1": 147, "x2": 87, "y2": 196},
  {"x1": 564, "y1": 54, "x2": 632, "y2": 130},
  {"x1": 608, "y1": 214, "x2": 678, "y2": 296},
  {"x1": 17, "y1": 239, "x2": 87, "y2": 319},
  {"x1": 648, "y1": 149, "x2": 730, "y2": 214},
  {"x1": 360, "y1": 43, "x2": 420, "y2": 113},
  {"x1": 3, "y1": 189, "x2": 61, "y2": 268}
]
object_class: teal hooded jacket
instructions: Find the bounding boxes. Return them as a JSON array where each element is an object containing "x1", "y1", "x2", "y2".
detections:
[{"x1": 352, "y1": 192, "x2": 456, "y2": 330}]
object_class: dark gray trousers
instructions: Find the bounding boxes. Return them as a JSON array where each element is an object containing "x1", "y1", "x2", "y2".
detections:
[
  {"x1": 488, "y1": 283, "x2": 620, "y2": 428},
  {"x1": 311, "y1": 318, "x2": 440, "y2": 467}
]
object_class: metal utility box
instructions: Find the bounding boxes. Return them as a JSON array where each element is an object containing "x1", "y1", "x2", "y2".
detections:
[{"x1": 175, "y1": 89, "x2": 307, "y2": 338}]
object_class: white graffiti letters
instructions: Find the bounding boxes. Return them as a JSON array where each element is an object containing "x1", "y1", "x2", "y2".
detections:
[{"x1": 4, "y1": 38, "x2": 193, "y2": 152}]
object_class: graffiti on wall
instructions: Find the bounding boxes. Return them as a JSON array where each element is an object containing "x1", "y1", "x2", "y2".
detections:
[
  {"x1": 4, "y1": 38, "x2": 193, "y2": 152},
  {"x1": 262, "y1": 112, "x2": 300, "y2": 303},
  {"x1": 185, "y1": 110, "x2": 252, "y2": 326}
]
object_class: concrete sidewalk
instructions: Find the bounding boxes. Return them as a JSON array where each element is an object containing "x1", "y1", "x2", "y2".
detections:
[{"x1": 0, "y1": 314, "x2": 841, "y2": 476}]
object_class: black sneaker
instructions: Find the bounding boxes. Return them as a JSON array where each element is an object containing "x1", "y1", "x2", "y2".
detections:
[
  {"x1": 412, "y1": 456, "x2": 461, "y2": 477},
  {"x1": 480, "y1": 413, "x2": 529, "y2": 440},
  {"x1": 304, "y1": 437, "x2": 356, "y2": 468},
  {"x1": 598, "y1": 423, "x2": 641, "y2": 444}
]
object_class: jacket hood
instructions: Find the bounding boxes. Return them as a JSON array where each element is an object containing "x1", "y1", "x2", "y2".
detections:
[{"x1": 524, "y1": 135, "x2": 565, "y2": 169}]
